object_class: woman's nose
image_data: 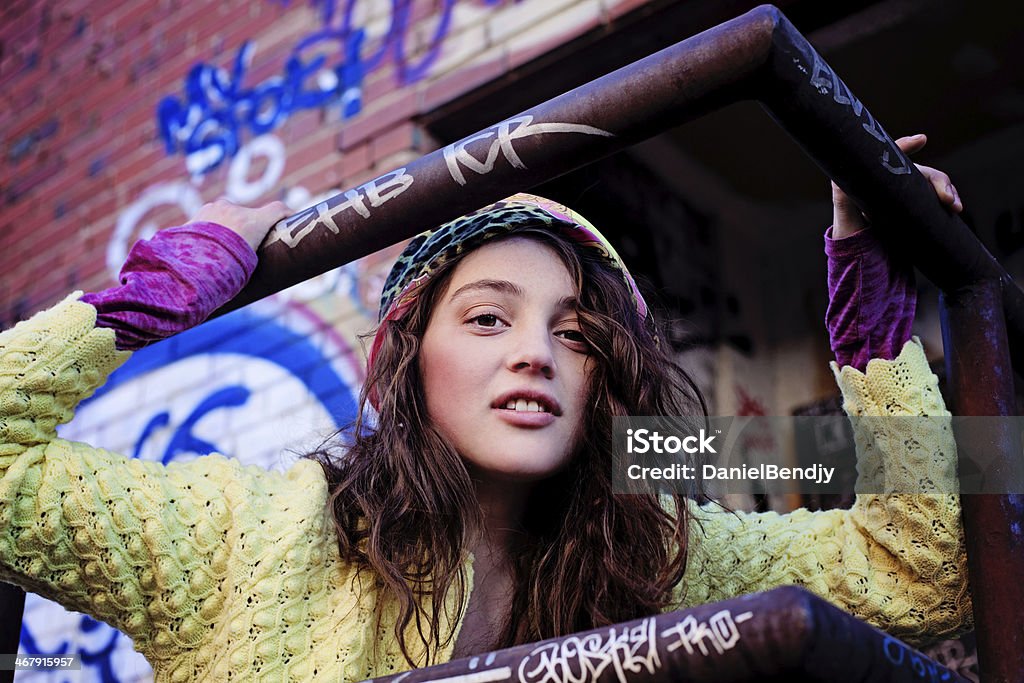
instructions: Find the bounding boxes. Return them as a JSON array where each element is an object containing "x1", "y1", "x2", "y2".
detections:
[{"x1": 506, "y1": 326, "x2": 556, "y2": 378}]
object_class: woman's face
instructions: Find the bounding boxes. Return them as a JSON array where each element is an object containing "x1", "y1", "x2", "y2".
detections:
[{"x1": 419, "y1": 237, "x2": 594, "y2": 482}]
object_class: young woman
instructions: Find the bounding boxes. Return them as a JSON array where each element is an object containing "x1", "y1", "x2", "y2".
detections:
[{"x1": 0, "y1": 136, "x2": 970, "y2": 680}]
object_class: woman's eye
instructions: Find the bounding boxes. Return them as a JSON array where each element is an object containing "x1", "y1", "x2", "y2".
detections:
[
  {"x1": 469, "y1": 314, "x2": 503, "y2": 328},
  {"x1": 557, "y1": 329, "x2": 589, "y2": 345}
]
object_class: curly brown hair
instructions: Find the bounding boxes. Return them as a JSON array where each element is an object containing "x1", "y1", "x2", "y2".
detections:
[{"x1": 305, "y1": 226, "x2": 708, "y2": 665}]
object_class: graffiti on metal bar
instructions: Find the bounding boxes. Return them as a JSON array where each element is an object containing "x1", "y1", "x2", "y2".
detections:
[
  {"x1": 265, "y1": 167, "x2": 415, "y2": 247},
  {"x1": 794, "y1": 50, "x2": 911, "y2": 176},
  {"x1": 882, "y1": 636, "x2": 956, "y2": 683},
  {"x1": 394, "y1": 609, "x2": 753, "y2": 683},
  {"x1": 443, "y1": 116, "x2": 615, "y2": 186},
  {"x1": 157, "y1": 0, "x2": 519, "y2": 176},
  {"x1": 508, "y1": 609, "x2": 749, "y2": 683},
  {"x1": 260, "y1": 116, "x2": 615, "y2": 249},
  {"x1": 518, "y1": 618, "x2": 660, "y2": 683},
  {"x1": 659, "y1": 609, "x2": 752, "y2": 657}
]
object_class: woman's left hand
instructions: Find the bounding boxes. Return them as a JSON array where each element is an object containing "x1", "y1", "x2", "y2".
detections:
[{"x1": 831, "y1": 134, "x2": 963, "y2": 239}]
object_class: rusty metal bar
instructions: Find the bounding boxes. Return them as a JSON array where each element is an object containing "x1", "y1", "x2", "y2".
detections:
[
  {"x1": 217, "y1": 4, "x2": 1024, "y2": 362},
  {"x1": 940, "y1": 281, "x2": 1024, "y2": 683},
  {"x1": 365, "y1": 587, "x2": 966, "y2": 683},
  {"x1": 214, "y1": 6, "x2": 770, "y2": 315}
]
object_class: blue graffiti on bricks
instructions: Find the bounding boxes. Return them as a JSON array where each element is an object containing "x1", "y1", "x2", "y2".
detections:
[
  {"x1": 156, "y1": 35, "x2": 364, "y2": 176},
  {"x1": 7, "y1": 119, "x2": 59, "y2": 163},
  {"x1": 132, "y1": 385, "x2": 251, "y2": 463},
  {"x1": 157, "y1": 0, "x2": 512, "y2": 176},
  {"x1": 20, "y1": 614, "x2": 121, "y2": 683},
  {"x1": 291, "y1": 0, "x2": 454, "y2": 85}
]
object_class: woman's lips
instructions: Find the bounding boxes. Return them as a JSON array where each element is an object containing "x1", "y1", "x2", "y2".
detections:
[
  {"x1": 491, "y1": 390, "x2": 562, "y2": 415},
  {"x1": 493, "y1": 407, "x2": 557, "y2": 427}
]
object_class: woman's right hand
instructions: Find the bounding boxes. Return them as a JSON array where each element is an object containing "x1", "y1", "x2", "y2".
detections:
[{"x1": 190, "y1": 199, "x2": 291, "y2": 252}]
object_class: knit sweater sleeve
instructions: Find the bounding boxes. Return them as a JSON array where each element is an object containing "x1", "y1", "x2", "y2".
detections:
[
  {"x1": 0, "y1": 295, "x2": 337, "y2": 673},
  {"x1": 674, "y1": 338, "x2": 971, "y2": 646}
]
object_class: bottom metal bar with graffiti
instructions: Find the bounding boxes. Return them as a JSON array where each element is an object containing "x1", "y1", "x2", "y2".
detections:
[{"x1": 365, "y1": 587, "x2": 966, "y2": 683}]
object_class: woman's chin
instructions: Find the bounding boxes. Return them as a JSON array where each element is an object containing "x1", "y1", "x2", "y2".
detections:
[{"x1": 463, "y1": 456, "x2": 571, "y2": 484}]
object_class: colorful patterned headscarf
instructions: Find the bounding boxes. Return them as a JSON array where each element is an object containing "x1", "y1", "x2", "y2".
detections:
[{"x1": 368, "y1": 193, "x2": 648, "y2": 373}]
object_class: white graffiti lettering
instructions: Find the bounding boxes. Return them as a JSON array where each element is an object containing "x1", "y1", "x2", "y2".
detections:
[
  {"x1": 659, "y1": 609, "x2": 752, "y2": 657},
  {"x1": 272, "y1": 188, "x2": 357, "y2": 305},
  {"x1": 364, "y1": 167, "x2": 415, "y2": 207},
  {"x1": 518, "y1": 618, "x2": 659, "y2": 683},
  {"x1": 265, "y1": 167, "x2": 414, "y2": 248},
  {"x1": 269, "y1": 198, "x2": 348, "y2": 248},
  {"x1": 226, "y1": 134, "x2": 287, "y2": 203},
  {"x1": 444, "y1": 115, "x2": 614, "y2": 186},
  {"x1": 808, "y1": 52, "x2": 911, "y2": 175}
]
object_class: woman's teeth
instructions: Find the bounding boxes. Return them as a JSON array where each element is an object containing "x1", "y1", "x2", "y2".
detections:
[{"x1": 505, "y1": 399, "x2": 548, "y2": 413}]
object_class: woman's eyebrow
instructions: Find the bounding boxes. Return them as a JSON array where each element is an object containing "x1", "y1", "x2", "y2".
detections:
[
  {"x1": 447, "y1": 279, "x2": 523, "y2": 303},
  {"x1": 556, "y1": 296, "x2": 579, "y2": 313}
]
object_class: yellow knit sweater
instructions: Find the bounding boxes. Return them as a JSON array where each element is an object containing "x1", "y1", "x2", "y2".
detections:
[{"x1": 0, "y1": 296, "x2": 971, "y2": 682}]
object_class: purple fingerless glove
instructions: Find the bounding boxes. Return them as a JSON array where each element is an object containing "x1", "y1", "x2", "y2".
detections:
[
  {"x1": 80, "y1": 223, "x2": 257, "y2": 351},
  {"x1": 825, "y1": 226, "x2": 916, "y2": 371}
]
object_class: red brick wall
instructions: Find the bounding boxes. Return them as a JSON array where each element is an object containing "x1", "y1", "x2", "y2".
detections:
[{"x1": 0, "y1": 0, "x2": 644, "y2": 325}]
